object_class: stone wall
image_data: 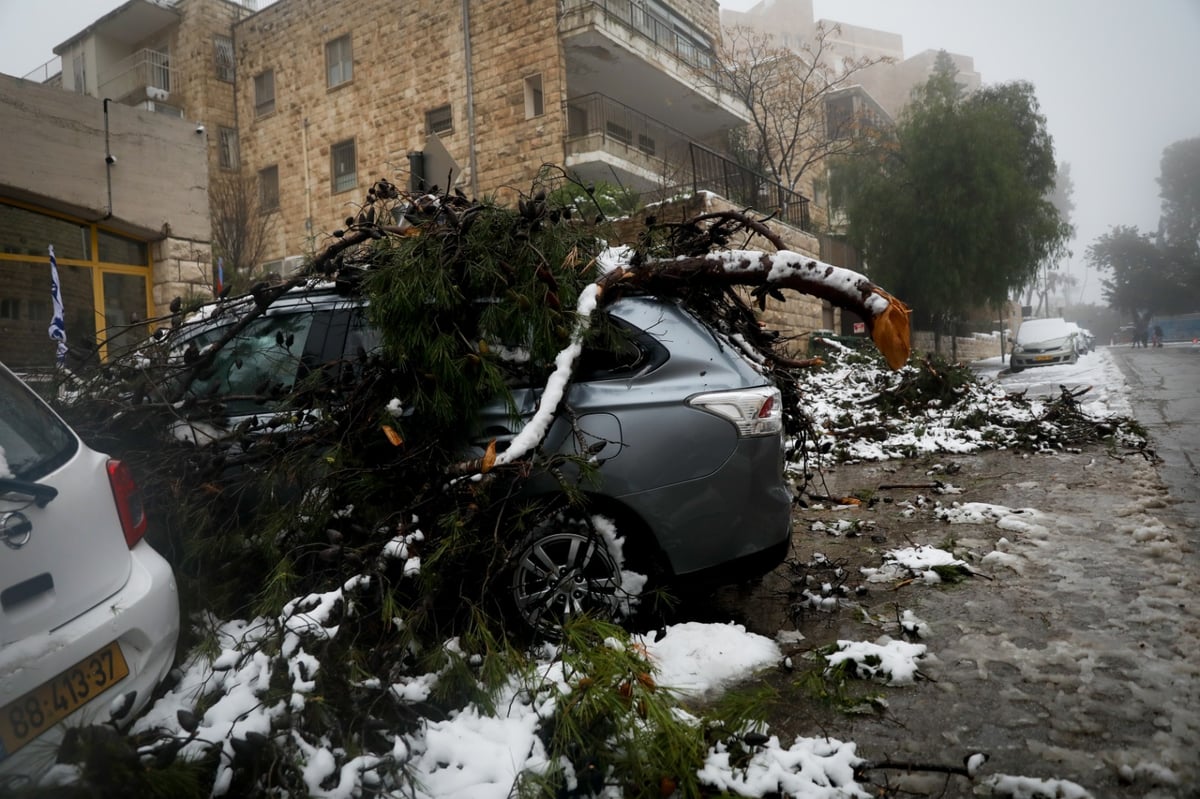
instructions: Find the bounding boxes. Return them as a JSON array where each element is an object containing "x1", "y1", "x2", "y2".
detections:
[
  {"x1": 171, "y1": 0, "x2": 244, "y2": 178},
  {"x1": 912, "y1": 330, "x2": 1007, "y2": 363},
  {"x1": 151, "y1": 235, "x2": 214, "y2": 310},
  {"x1": 609, "y1": 192, "x2": 834, "y2": 357},
  {"x1": 233, "y1": 0, "x2": 569, "y2": 260}
]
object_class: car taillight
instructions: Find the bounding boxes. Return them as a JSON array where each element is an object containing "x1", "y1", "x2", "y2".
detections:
[
  {"x1": 688, "y1": 386, "x2": 783, "y2": 437},
  {"x1": 107, "y1": 459, "x2": 147, "y2": 548}
]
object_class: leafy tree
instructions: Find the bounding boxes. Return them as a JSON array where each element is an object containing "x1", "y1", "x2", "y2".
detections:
[
  {"x1": 1087, "y1": 137, "x2": 1200, "y2": 318},
  {"x1": 1087, "y1": 225, "x2": 1191, "y2": 318},
  {"x1": 1156, "y1": 137, "x2": 1200, "y2": 301},
  {"x1": 829, "y1": 52, "x2": 1071, "y2": 330},
  {"x1": 1158, "y1": 137, "x2": 1200, "y2": 253},
  {"x1": 713, "y1": 23, "x2": 892, "y2": 196}
]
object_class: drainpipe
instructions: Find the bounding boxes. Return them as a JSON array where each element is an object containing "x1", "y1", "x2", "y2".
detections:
[
  {"x1": 94, "y1": 98, "x2": 115, "y2": 222},
  {"x1": 461, "y1": 0, "x2": 479, "y2": 197},
  {"x1": 302, "y1": 117, "x2": 313, "y2": 250}
]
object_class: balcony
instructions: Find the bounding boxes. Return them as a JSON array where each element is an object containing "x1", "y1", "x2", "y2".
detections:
[
  {"x1": 98, "y1": 48, "x2": 176, "y2": 106},
  {"x1": 564, "y1": 93, "x2": 695, "y2": 192},
  {"x1": 558, "y1": 0, "x2": 748, "y2": 141},
  {"x1": 562, "y1": 94, "x2": 811, "y2": 233}
]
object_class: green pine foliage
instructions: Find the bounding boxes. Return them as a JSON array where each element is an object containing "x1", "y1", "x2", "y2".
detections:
[{"x1": 363, "y1": 192, "x2": 606, "y2": 444}]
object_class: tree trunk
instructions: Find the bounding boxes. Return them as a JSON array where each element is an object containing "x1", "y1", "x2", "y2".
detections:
[{"x1": 597, "y1": 249, "x2": 911, "y2": 369}]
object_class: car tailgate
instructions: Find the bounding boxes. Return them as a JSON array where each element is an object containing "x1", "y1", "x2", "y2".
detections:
[{"x1": 1, "y1": 447, "x2": 132, "y2": 646}]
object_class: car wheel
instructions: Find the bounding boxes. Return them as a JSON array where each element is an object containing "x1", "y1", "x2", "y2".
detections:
[{"x1": 509, "y1": 510, "x2": 625, "y2": 636}]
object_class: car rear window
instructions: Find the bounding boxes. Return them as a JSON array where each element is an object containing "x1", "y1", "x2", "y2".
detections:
[{"x1": 0, "y1": 367, "x2": 78, "y2": 481}]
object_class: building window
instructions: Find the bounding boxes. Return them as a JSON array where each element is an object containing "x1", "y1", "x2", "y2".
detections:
[
  {"x1": 254, "y1": 69, "x2": 275, "y2": 117},
  {"x1": 218, "y1": 127, "x2": 239, "y2": 169},
  {"x1": 214, "y1": 35, "x2": 235, "y2": 82},
  {"x1": 331, "y1": 139, "x2": 357, "y2": 194},
  {"x1": 259, "y1": 165, "x2": 279, "y2": 210},
  {"x1": 0, "y1": 201, "x2": 151, "y2": 369},
  {"x1": 426, "y1": 104, "x2": 453, "y2": 136},
  {"x1": 524, "y1": 74, "x2": 544, "y2": 119},
  {"x1": 325, "y1": 34, "x2": 353, "y2": 88}
]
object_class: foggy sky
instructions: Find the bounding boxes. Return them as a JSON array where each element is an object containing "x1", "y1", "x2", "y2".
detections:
[
  {"x1": 3, "y1": 0, "x2": 1198, "y2": 306},
  {"x1": 721, "y1": 0, "x2": 1200, "y2": 305}
]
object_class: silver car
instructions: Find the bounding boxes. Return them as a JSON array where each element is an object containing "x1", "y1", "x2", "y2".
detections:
[
  {"x1": 1010, "y1": 317, "x2": 1080, "y2": 372},
  {"x1": 169, "y1": 286, "x2": 793, "y2": 631},
  {"x1": 0, "y1": 362, "x2": 179, "y2": 786}
]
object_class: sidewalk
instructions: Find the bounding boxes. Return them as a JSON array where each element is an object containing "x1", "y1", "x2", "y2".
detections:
[{"x1": 711, "y1": 444, "x2": 1199, "y2": 798}]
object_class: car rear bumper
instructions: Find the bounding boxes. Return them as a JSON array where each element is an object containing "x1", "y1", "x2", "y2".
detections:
[
  {"x1": 0, "y1": 541, "x2": 179, "y2": 785},
  {"x1": 617, "y1": 435, "x2": 794, "y2": 579}
]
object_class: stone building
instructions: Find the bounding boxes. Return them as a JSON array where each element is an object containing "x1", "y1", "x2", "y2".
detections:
[
  {"x1": 720, "y1": 0, "x2": 981, "y2": 120},
  {"x1": 14, "y1": 0, "x2": 844, "y2": 357}
]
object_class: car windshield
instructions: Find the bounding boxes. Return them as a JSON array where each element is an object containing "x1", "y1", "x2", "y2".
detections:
[
  {"x1": 1016, "y1": 318, "x2": 1073, "y2": 345},
  {"x1": 0, "y1": 367, "x2": 77, "y2": 480}
]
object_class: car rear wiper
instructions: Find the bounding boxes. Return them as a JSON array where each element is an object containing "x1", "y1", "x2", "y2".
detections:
[{"x1": 0, "y1": 478, "x2": 58, "y2": 508}]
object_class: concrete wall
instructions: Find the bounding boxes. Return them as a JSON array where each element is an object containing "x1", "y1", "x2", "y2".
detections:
[
  {"x1": 610, "y1": 191, "x2": 833, "y2": 356},
  {"x1": 0, "y1": 73, "x2": 213, "y2": 313},
  {"x1": 0, "y1": 73, "x2": 210, "y2": 242}
]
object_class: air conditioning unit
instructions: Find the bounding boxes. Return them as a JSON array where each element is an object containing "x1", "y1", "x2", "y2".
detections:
[
  {"x1": 141, "y1": 100, "x2": 183, "y2": 118},
  {"x1": 281, "y1": 256, "x2": 306, "y2": 276}
]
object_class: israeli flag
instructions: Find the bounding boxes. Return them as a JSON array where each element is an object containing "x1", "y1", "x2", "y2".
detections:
[{"x1": 48, "y1": 245, "x2": 68, "y2": 366}]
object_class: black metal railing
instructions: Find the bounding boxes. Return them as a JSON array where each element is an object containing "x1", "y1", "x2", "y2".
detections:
[
  {"x1": 560, "y1": 95, "x2": 812, "y2": 233},
  {"x1": 688, "y1": 143, "x2": 811, "y2": 232},
  {"x1": 560, "y1": 0, "x2": 718, "y2": 77},
  {"x1": 564, "y1": 93, "x2": 690, "y2": 164}
]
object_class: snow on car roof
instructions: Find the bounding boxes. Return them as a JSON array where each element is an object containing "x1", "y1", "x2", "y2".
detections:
[{"x1": 1015, "y1": 317, "x2": 1076, "y2": 344}]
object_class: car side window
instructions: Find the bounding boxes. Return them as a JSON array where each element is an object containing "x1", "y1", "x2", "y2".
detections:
[
  {"x1": 184, "y1": 312, "x2": 318, "y2": 416},
  {"x1": 575, "y1": 317, "x2": 668, "y2": 381},
  {"x1": 299, "y1": 307, "x2": 381, "y2": 391},
  {"x1": 0, "y1": 369, "x2": 77, "y2": 480}
]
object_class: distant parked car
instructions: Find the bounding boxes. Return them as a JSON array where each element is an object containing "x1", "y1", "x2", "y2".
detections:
[
  {"x1": 0, "y1": 362, "x2": 179, "y2": 786},
  {"x1": 1063, "y1": 321, "x2": 1091, "y2": 355},
  {"x1": 1009, "y1": 317, "x2": 1080, "y2": 372},
  {"x1": 165, "y1": 283, "x2": 794, "y2": 634}
]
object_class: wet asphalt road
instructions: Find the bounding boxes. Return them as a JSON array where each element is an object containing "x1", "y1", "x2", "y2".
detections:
[
  {"x1": 726, "y1": 346, "x2": 1200, "y2": 797},
  {"x1": 1106, "y1": 344, "x2": 1200, "y2": 522}
]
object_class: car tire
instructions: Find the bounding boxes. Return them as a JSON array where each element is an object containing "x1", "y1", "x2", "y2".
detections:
[{"x1": 509, "y1": 509, "x2": 625, "y2": 637}]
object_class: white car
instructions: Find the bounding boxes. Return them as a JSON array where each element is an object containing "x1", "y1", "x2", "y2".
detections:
[
  {"x1": 1009, "y1": 317, "x2": 1080, "y2": 372},
  {"x1": 0, "y1": 362, "x2": 179, "y2": 787}
]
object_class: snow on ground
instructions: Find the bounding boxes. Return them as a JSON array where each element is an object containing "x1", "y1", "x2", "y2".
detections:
[
  {"x1": 105, "y1": 347, "x2": 1142, "y2": 798},
  {"x1": 790, "y1": 345, "x2": 1133, "y2": 465}
]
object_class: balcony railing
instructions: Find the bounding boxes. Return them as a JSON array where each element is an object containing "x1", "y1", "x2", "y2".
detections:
[
  {"x1": 98, "y1": 48, "x2": 174, "y2": 103},
  {"x1": 687, "y1": 144, "x2": 812, "y2": 232},
  {"x1": 563, "y1": 93, "x2": 812, "y2": 233},
  {"x1": 21, "y1": 56, "x2": 62, "y2": 84},
  {"x1": 565, "y1": 93, "x2": 691, "y2": 167},
  {"x1": 561, "y1": 0, "x2": 718, "y2": 77}
]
